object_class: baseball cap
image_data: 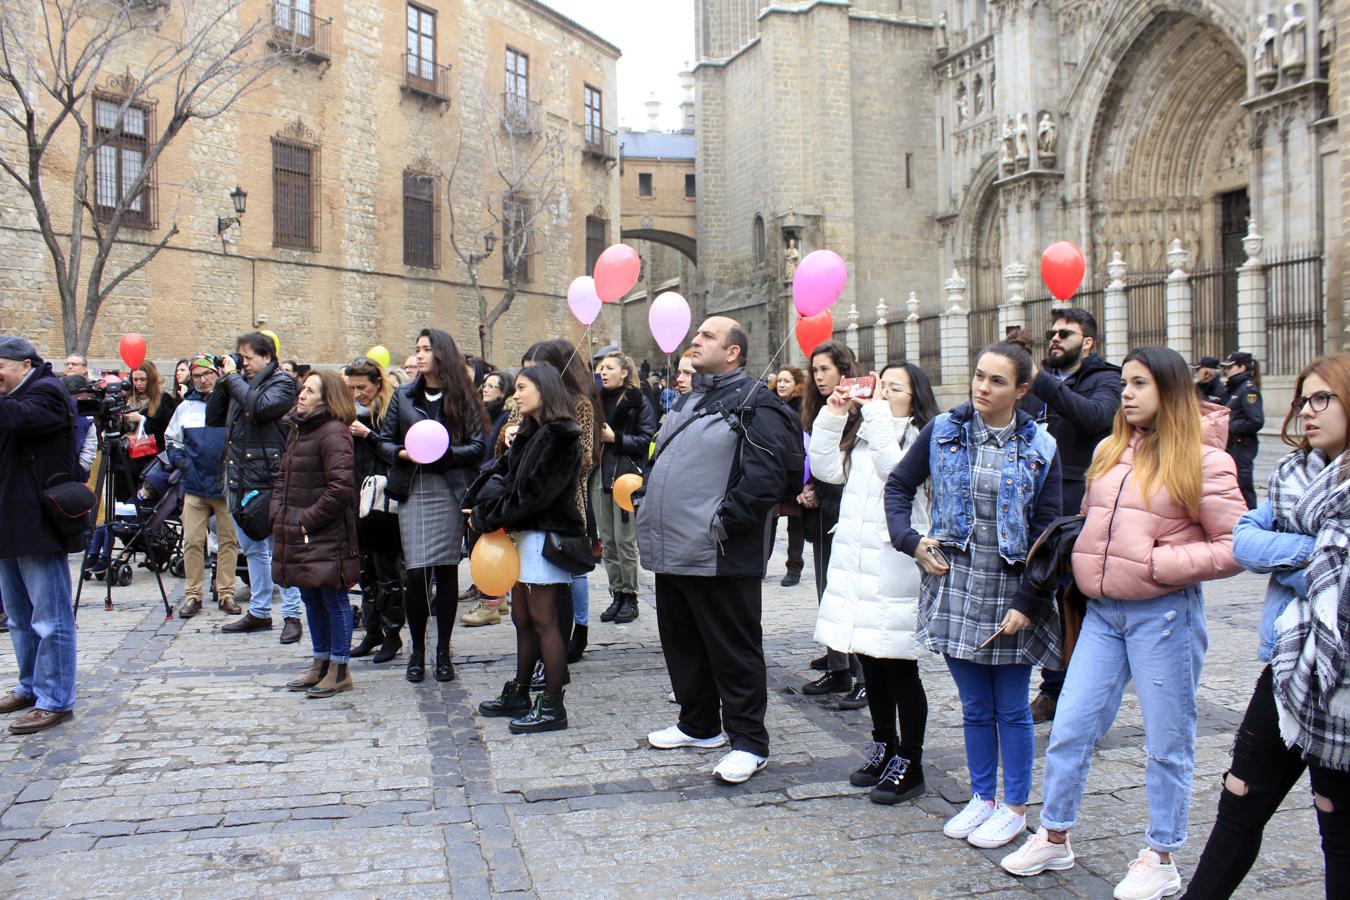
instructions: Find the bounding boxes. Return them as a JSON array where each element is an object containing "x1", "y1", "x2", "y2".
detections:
[
  {"x1": 189, "y1": 354, "x2": 218, "y2": 372},
  {"x1": 1191, "y1": 356, "x2": 1220, "y2": 370},
  {"x1": 1222, "y1": 351, "x2": 1254, "y2": 368}
]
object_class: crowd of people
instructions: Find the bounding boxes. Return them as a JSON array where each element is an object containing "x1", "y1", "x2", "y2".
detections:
[{"x1": 0, "y1": 300, "x2": 1345, "y2": 899}]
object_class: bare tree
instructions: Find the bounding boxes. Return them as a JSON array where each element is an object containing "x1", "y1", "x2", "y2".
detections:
[
  {"x1": 446, "y1": 89, "x2": 567, "y2": 361},
  {"x1": 0, "y1": 0, "x2": 297, "y2": 354}
]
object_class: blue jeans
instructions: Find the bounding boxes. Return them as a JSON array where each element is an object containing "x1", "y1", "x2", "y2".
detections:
[
  {"x1": 571, "y1": 573, "x2": 589, "y2": 626},
  {"x1": 0, "y1": 554, "x2": 77, "y2": 712},
  {"x1": 86, "y1": 526, "x2": 112, "y2": 570},
  {"x1": 237, "y1": 530, "x2": 301, "y2": 620},
  {"x1": 1041, "y1": 588, "x2": 1207, "y2": 853},
  {"x1": 944, "y1": 655, "x2": 1034, "y2": 806},
  {"x1": 300, "y1": 586, "x2": 353, "y2": 665}
]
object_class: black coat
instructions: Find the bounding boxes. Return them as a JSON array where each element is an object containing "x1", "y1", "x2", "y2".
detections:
[
  {"x1": 1023, "y1": 353, "x2": 1121, "y2": 514},
  {"x1": 465, "y1": 418, "x2": 584, "y2": 536},
  {"x1": 1223, "y1": 372, "x2": 1264, "y2": 463},
  {"x1": 270, "y1": 410, "x2": 360, "y2": 588},
  {"x1": 205, "y1": 361, "x2": 297, "y2": 492},
  {"x1": 598, "y1": 386, "x2": 657, "y2": 490},
  {"x1": 0, "y1": 362, "x2": 84, "y2": 558},
  {"x1": 375, "y1": 377, "x2": 486, "y2": 494},
  {"x1": 1196, "y1": 377, "x2": 1228, "y2": 406}
]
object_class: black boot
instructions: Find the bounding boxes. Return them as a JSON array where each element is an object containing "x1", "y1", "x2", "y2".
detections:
[
  {"x1": 406, "y1": 647, "x2": 425, "y2": 683},
  {"x1": 614, "y1": 592, "x2": 639, "y2": 624},
  {"x1": 599, "y1": 594, "x2": 623, "y2": 622},
  {"x1": 565, "y1": 624, "x2": 589, "y2": 663},
  {"x1": 509, "y1": 690, "x2": 568, "y2": 733},
  {"x1": 849, "y1": 739, "x2": 895, "y2": 787},
  {"x1": 479, "y1": 679, "x2": 532, "y2": 717},
  {"x1": 869, "y1": 749, "x2": 925, "y2": 805},
  {"x1": 435, "y1": 648, "x2": 455, "y2": 682},
  {"x1": 349, "y1": 620, "x2": 383, "y2": 658},
  {"x1": 372, "y1": 628, "x2": 402, "y2": 664},
  {"x1": 802, "y1": 671, "x2": 851, "y2": 695}
]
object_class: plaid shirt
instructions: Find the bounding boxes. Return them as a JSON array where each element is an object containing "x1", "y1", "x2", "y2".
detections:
[{"x1": 917, "y1": 414, "x2": 1061, "y2": 667}]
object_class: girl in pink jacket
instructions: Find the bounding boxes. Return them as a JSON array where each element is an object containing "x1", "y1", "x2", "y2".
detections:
[{"x1": 1001, "y1": 346, "x2": 1248, "y2": 900}]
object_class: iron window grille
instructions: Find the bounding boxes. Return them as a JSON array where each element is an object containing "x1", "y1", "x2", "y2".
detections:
[
  {"x1": 272, "y1": 136, "x2": 320, "y2": 250},
  {"x1": 403, "y1": 169, "x2": 441, "y2": 268},
  {"x1": 92, "y1": 95, "x2": 155, "y2": 229}
]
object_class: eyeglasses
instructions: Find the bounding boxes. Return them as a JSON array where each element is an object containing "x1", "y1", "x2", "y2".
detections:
[
  {"x1": 1045, "y1": 328, "x2": 1082, "y2": 342},
  {"x1": 1291, "y1": 391, "x2": 1337, "y2": 414},
  {"x1": 879, "y1": 382, "x2": 910, "y2": 395}
]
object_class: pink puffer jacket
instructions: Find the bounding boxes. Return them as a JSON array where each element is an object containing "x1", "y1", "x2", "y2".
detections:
[{"x1": 1072, "y1": 403, "x2": 1248, "y2": 600}]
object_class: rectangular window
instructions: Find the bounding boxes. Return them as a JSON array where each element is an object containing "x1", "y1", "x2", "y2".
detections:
[
  {"x1": 274, "y1": 0, "x2": 313, "y2": 40},
  {"x1": 93, "y1": 97, "x2": 152, "y2": 227},
  {"x1": 685, "y1": 173, "x2": 696, "y2": 197},
  {"x1": 406, "y1": 3, "x2": 436, "y2": 83},
  {"x1": 585, "y1": 215, "x2": 606, "y2": 274},
  {"x1": 502, "y1": 193, "x2": 532, "y2": 282},
  {"x1": 403, "y1": 170, "x2": 439, "y2": 268},
  {"x1": 506, "y1": 46, "x2": 529, "y2": 118},
  {"x1": 584, "y1": 84, "x2": 603, "y2": 147},
  {"x1": 272, "y1": 139, "x2": 317, "y2": 250},
  {"x1": 638, "y1": 173, "x2": 653, "y2": 197},
  {"x1": 905, "y1": 153, "x2": 914, "y2": 190}
]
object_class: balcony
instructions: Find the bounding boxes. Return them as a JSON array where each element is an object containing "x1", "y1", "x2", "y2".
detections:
[
  {"x1": 501, "y1": 91, "x2": 542, "y2": 136},
  {"x1": 583, "y1": 126, "x2": 617, "y2": 162},
  {"x1": 402, "y1": 53, "x2": 451, "y2": 104},
  {"x1": 269, "y1": 4, "x2": 332, "y2": 64}
]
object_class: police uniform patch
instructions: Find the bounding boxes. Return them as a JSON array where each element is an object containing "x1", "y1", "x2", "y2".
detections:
[{"x1": 1246, "y1": 392, "x2": 1259, "y2": 404}]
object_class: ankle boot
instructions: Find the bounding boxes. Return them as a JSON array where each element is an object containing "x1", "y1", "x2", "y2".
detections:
[
  {"x1": 565, "y1": 624, "x2": 589, "y2": 663},
  {"x1": 287, "y1": 658, "x2": 328, "y2": 692},
  {"x1": 349, "y1": 621, "x2": 383, "y2": 657},
  {"x1": 599, "y1": 594, "x2": 623, "y2": 622},
  {"x1": 509, "y1": 689, "x2": 568, "y2": 733},
  {"x1": 435, "y1": 648, "x2": 455, "y2": 682},
  {"x1": 308, "y1": 663, "x2": 353, "y2": 698},
  {"x1": 478, "y1": 679, "x2": 532, "y2": 717},
  {"x1": 614, "y1": 593, "x2": 639, "y2": 624},
  {"x1": 372, "y1": 628, "x2": 402, "y2": 664},
  {"x1": 406, "y1": 646, "x2": 425, "y2": 683}
]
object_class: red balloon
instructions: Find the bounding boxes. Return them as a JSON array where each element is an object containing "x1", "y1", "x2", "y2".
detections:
[
  {"x1": 795, "y1": 310, "x2": 834, "y2": 358},
  {"x1": 1041, "y1": 241, "x2": 1086, "y2": 301},
  {"x1": 593, "y1": 244, "x2": 641, "y2": 303},
  {"x1": 119, "y1": 333, "x2": 147, "y2": 370}
]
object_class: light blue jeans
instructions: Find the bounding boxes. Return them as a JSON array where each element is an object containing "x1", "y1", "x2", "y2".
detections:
[
  {"x1": 944, "y1": 656, "x2": 1034, "y2": 806},
  {"x1": 0, "y1": 553, "x2": 77, "y2": 712},
  {"x1": 571, "y1": 573, "x2": 589, "y2": 626},
  {"x1": 236, "y1": 530, "x2": 301, "y2": 620},
  {"x1": 1040, "y1": 587, "x2": 1207, "y2": 853},
  {"x1": 300, "y1": 586, "x2": 353, "y2": 665}
]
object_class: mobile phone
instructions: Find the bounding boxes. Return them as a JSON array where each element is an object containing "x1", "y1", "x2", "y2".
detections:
[
  {"x1": 840, "y1": 374, "x2": 876, "y2": 400},
  {"x1": 925, "y1": 544, "x2": 949, "y2": 568}
]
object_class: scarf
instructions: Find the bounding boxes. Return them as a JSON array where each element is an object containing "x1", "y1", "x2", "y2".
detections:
[{"x1": 1268, "y1": 448, "x2": 1350, "y2": 770}]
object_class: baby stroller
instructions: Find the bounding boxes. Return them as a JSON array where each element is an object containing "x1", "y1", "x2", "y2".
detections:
[{"x1": 83, "y1": 453, "x2": 185, "y2": 587}]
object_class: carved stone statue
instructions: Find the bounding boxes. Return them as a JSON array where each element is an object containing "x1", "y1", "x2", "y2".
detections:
[
  {"x1": 1254, "y1": 13, "x2": 1279, "y2": 89},
  {"x1": 783, "y1": 237, "x2": 799, "y2": 282},
  {"x1": 1281, "y1": 3, "x2": 1307, "y2": 81},
  {"x1": 999, "y1": 118, "x2": 1015, "y2": 175},
  {"x1": 973, "y1": 76, "x2": 985, "y2": 117},
  {"x1": 1036, "y1": 112, "x2": 1057, "y2": 162},
  {"x1": 1015, "y1": 112, "x2": 1031, "y2": 166},
  {"x1": 936, "y1": 12, "x2": 949, "y2": 57},
  {"x1": 956, "y1": 83, "x2": 969, "y2": 123},
  {"x1": 1320, "y1": 13, "x2": 1336, "y2": 75}
]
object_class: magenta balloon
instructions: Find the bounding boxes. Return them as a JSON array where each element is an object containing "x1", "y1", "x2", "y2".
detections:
[
  {"x1": 405, "y1": 419, "x2": 449, "y2": 465},
  {"x1": 567, "y1": 276, "x2": 602, "y2": 326},
  {"x1": 594, "y1": 244, "x2": 641, "y2": 303},
  {"x1": 792, "y1": 249, "x2": 849, "y2": 317},
  {"x1": 648, "y1": 291, "x2": 691, "y2": 354}
]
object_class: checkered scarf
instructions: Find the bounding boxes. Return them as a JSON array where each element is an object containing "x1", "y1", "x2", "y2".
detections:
[{"x1": 1268, "y1": 448, "x2": 1350, "y2": 770}]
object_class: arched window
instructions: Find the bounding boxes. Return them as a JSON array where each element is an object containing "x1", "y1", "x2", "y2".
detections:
[{"x1": 753, "y1": 214, "x2": 766, "y2": 265}]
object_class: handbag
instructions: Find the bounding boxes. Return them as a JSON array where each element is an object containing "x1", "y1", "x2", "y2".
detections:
[
  {"x1": 359, "y1": 475, "x2": 399, "y2": 518},
  {"x1": 127, "y1": 421, "x2": 159, "y2": 459},
  {"x1": 384, "y1": 461, "x2": 414, "y2": 503},
  {"x1": 542, "y1": 532, "x2": 595, "y2": 575},
  {"x1": 27, "y1": 419, "x2": 97, "y2": 537},
  {"x1": 231, "y1": 487, "x2": 274, "y2": 541}
]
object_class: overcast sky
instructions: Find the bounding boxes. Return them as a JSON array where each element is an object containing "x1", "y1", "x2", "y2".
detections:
[{"x1": 542, "y1": 0, "x2": 695, "y2": 131}]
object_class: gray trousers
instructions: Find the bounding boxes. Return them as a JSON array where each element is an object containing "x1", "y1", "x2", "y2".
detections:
[{"x1": 590, "y1": 473, "x2": 639, "y2": 595}]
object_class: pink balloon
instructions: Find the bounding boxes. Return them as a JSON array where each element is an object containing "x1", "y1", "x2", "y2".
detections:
[
  {"x1": 648, "y1": 291, "x2": 691, "y2": 354},
  {"x1": 792, "y1": 250, "x2": 848, "y2": 317},
  {"x1": 567, "y1": 276, "x2": 602, "y2": 326},
  {"x1": 405, "y1": 419, "x2": 449, "y2": 465},
  {"x1": 594, "y1": 244, "x2": 641, "y2": 303},
  {"x1": 802, "y1": 431, "x2": 811, "y2": 485}
]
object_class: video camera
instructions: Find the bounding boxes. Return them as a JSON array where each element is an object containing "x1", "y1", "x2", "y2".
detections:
[{"x1": 73, "y1": 378, "x2": 133, "y2": 434}]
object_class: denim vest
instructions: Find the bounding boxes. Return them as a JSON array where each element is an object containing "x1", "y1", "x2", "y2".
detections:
[{"x1": 927, "y1": 403, "x2": 1057, "y2": 564}]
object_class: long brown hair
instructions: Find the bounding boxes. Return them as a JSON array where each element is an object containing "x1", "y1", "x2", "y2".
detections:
[
  {"x1": 345, "y1": 358, "x2": 396, "y2": 427},
  {"x1": 307, "y1": 370, "x2": 357, "y2": 425},
  {"x1": 132, "y1": 361, "x2": 166, "y2": 417},
  {"x1": 1086, "y1": 346, "x2": 1202, "y2": 518},
  {"x1": 1282, "y1": 353, "x2": 1350, "y2": 469},
  {"x1": 803, "y1": 342, "x2": 861, "y2": 463},
  {"x1": 418, "y1": 328, "x2": 488, "y2": 440}
]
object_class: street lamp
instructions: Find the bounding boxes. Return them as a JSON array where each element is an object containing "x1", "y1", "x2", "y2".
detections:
[
  {"x1": 468, "y1": 232, "x2": 497, "y2": 266},
  {"x1": 217, "y1": 185, "x2": 248, "y2": 249}
]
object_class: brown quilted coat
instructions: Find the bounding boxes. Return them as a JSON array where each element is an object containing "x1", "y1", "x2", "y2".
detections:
[{"x1": 270, "y1": 409, "x2": 360, "y2": 588}]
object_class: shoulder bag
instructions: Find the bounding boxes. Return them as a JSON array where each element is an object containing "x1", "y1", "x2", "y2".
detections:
[{"x1": 542, "y1": 531, "x2": 595, "y2": 575}]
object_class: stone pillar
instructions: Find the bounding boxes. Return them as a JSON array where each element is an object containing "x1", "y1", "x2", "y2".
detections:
[
  {"x1": 845, "y1": 302, "x2": 859, "y2": 356},
  {"x1": 873, "y1": 297, "x2": 888, "y2": 366},
  {"x1": 942, "y1": 270, "x2": 970, "y2": 388},
  {"x1": 1165, "y1": 239, "x2": 1193, "y2": 362},
  {"x1": 1000, "y1": 262, "x2": 1028, "y2": 333},
  {"x1": 1237, "y1": 218, "x2": 1268, "y2": 367},
  {"x1": 905, "y1": 291, "x2": 921, "y2": 363},
  {"x1": 1103, "y1": 251, "x2": 1128, "y2": 364}
]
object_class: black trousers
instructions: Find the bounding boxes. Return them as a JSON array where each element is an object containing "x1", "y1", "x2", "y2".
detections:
[
  {"x1": 766, "y1": 514, "x2": 804, "y2": 576},
  {"x1": 1234, "y1": 457, "x2": 1258, "y2": 510},
  {"x1": 811, "y1": 533, "x2": 862, "y2": 680},
  {"x1": 857, "y1": 654, "x2": 927, "y2": 755},
  {"x1": 1183, "y1": 666, "x2": 1350, "y2": 899},
  {"x1": 655, "y1": 573, "x2": 769, "y2": 757}
]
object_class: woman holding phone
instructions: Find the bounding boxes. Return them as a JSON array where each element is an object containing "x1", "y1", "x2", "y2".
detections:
[{"x1": 885, "y1": 341, "x2": 1062, "y2": 849}]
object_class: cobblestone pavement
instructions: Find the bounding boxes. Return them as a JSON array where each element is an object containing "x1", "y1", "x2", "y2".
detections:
[{"x1": 0, "y1": 472, "x2": 1329, "y2": 897}]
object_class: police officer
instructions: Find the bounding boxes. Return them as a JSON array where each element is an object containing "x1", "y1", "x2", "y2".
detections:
[
  {"x1": 1220, "y1": 351, "x2": 1263, "y2": 508},
  {"x1": 1192, "y1": 356, "x2": 1228, "y2": 406}
]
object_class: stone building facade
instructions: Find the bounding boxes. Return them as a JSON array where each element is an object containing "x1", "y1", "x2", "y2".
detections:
[{"x1": 0, "y1": 0, "x2": 620, "y2": 369}]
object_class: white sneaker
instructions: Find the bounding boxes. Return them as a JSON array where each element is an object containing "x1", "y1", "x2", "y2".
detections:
[
  {"x1": 647, "y1": 724, "x2": 728, "y2": 750},
  {"x1": 967, "y1": 803, "x2": 1027, "y2": 848},
  {"x1": 1113, "y1": 849, "x2": 1181, "y2": 900},
  {"x1": 1001, "y1": 828, "x2": 1076, "y2": 875},
  {"x1": 943, "y1": 796, "x2": 996, "y2": 839},
  {"x1": 712, "y1": 749, "x2": 767, "y2": 784}
]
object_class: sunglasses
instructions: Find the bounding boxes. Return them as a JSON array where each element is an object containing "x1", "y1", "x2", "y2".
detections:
[
  {"x1": 1291, "y1": 391, "x2": 1336, "y2": 414},
  {"x1": 1045, "y1": 328, "x2": 1082, "y2": 341},
  {"x1": 348, "y1": 357, "x2": 378, "y2": 369}
]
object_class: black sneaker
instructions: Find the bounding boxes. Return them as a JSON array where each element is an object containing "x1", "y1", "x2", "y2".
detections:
[
  {"x1": 779, "y1": 571, "x2": 801, "y2": 587},
  {"x1": 801, "y1": 671, "x2": 851, "y2": 695},
  {"x1": 849, "y1": 740, "x2": 891, "y2": 787},
  {"x1": 599, "y1": 595, "x2": 623, "y2": 622},
  {"x1": 614, "y1": 594, "x2": 639, "y2": 624},
  {"x1": 869, "y1": 755, "x2": 925, "y2": 805},
  {"x1": 838, "y1": 684, "x2": 868, "y2": 710},
  {"x1": 809, "y1": 654, "x2": 828, "y2": 671}
]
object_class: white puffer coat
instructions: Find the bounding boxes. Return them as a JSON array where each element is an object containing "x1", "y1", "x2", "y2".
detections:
[{"x1": 810, "y1": 403, "x2": 928, "y2": 660}]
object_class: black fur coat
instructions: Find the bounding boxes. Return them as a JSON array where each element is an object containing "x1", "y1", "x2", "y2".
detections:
[{"x1": 465, "y1": 418, "x2": 584, "y2": 536}]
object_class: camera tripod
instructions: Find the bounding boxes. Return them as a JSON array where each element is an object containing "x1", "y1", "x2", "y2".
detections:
[{"x1": 73, "y1": 427, "x2": 173, "y2": 620}]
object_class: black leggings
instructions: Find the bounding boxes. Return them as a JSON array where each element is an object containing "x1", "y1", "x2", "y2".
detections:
[
  {"x1": 1183, "y1": 666, "x2": 1350, "y2": 899},
  {"x1": 857, "y1": 654, "x2": 927, "y2": 759},
  {"x1": 512, "y1": 583, "x2": 568, "y2": 694},
  {"x1": 404, "y1": 565, "x2": 456, "y2": 655}
]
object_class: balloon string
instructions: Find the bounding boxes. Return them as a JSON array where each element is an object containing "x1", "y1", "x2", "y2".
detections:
[
  {"x1": 746, "y1": 329, "x2": 797, "y2": 407},
  {"x1": 561, "y1": 321, "x2": 594, "y2": 375}
]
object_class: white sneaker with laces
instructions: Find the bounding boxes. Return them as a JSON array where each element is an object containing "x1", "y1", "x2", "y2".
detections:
[
  {"x1": 943, "y1": 796, "x2": 996, "y2": 839},
  {"x1": 1001, "y1": 828, "x2": 1076, "y2": 875},
  {"x1": 712, "y1": 749, "x2": 767, "y2": 784},
  {"x1": 967, "y1": 803, "x2": 1027, "y2": 848},
  {"x1": 1113, "y1": 848, "x2": 1181, "y2": 900},
  {"x1": 647, "y1": 724, "x2": 728, "y2": 750}
]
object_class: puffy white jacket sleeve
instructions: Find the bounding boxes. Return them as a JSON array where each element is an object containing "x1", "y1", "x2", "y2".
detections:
[
  {"x1": 858, "y1": 403, "x2": 903, "y2": 482},
  {"x1": 808, "y1": 406, "x2": 848, "y2": 486}
]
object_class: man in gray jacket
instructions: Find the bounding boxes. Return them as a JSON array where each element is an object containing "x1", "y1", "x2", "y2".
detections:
[{"x1": 636, "y1": 316, "x2": 802, "y2": 785}]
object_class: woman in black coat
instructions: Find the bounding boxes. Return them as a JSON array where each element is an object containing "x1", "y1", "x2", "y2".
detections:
[
  {"x1": 467, "y1": 365, "x2": 584, "y2": 734},
  {"x1": 591, "y1": 351, "x2": 656, "y2": 626}
]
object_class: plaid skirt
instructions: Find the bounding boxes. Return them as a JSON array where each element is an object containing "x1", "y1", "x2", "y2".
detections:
[{"x1": 399, "y1": 470, "x2": 466, "y2": 569}]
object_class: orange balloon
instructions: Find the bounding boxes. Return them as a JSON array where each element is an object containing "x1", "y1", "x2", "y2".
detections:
[
  {"x1": 613, "y1": 473, "x2": 643, "y2": 513},
  {"x1": 470, "y1": 529, "x2": 519, "y2": 596}
]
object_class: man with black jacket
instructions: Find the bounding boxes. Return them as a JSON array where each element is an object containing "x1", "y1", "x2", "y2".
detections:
[
  {"x1": 636, "y1": 316, "x2": 803, "y2": 785},
  {"x1": 206, "y1": 332, "x2": 303, "y2": 643},
  {"x1": 1023, "y1": 309, "x2": 1121, "y2": 723}
]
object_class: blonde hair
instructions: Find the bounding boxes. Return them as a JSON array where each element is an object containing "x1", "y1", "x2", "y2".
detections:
[{"x1": 601, "y1": 351, "x2": 640, "y2": 389}]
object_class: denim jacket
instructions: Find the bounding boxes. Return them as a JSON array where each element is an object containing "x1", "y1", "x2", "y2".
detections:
[{"x1": 1232, "y1": 500, "x2": 1315, "y2": 662}]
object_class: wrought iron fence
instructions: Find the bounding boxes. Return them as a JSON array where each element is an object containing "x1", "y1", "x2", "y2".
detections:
[
  {"x1": 854, "y1": 325, "x2": 876, "y2": 371},
  {"x1": 1265, "y1": 252, "x2": 1324, "y2": 375},
  {"x1": 1190, "y1": 262, "x2": 1239, "y2": 362},
  {"x1": 920, "y1": 314, "x2": 942, "y2": 385},
  {"x1": 1127, "y1": 272, "x2": 1168, "y2": 349},
  {"x1": 968, "y1": 307, "x2": 1000, "y2": 368},
  {"x1": 887, "y1": 320, "x2": 906, "y2": 359}
]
